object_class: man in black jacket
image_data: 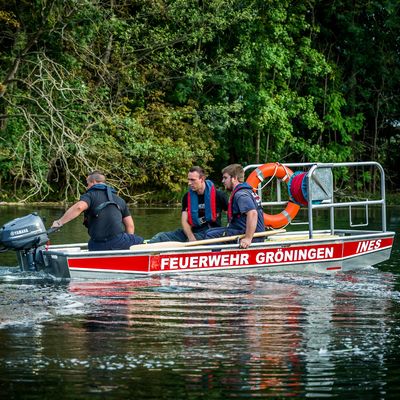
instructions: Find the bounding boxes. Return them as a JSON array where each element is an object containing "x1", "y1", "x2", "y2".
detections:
[{"x1": 51, "y1": 171, "x2": 143, "y2": 250}]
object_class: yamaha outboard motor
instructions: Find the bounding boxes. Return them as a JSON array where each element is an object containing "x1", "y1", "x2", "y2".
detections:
[{"x1": 0, "y1": 213, "x2": 49, "y2": 271}]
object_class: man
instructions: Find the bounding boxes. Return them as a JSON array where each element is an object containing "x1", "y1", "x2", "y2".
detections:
[
  {"x1": 148, "y1": 166, "x2": 228, "y2": 243},
  {"x1": 51, "y1": 171, "x2": 143, "y2": 250},
  {"x1": 205, "y1": 164, "x2": 265, "y2": 249}
]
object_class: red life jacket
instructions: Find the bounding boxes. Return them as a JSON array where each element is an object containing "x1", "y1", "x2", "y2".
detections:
[{"x1": 228, "y1": 182, "x2": 260, "y2": 221}]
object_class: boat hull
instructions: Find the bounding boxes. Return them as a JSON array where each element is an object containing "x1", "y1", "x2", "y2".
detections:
[{"x1": 38, "y1": 233, "x2": 395, "y2": 279}]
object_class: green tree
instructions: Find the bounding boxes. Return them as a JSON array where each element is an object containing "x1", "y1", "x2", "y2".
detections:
[
  {"x1": 313, "y1": 0, "x2": 400, "y2": 190},
  {"x1": 1, "y1": 0, "x2": 399, "y2": 202},
  {"x1": 0, "y1": 0, "x2": 218, "y2": 201}
]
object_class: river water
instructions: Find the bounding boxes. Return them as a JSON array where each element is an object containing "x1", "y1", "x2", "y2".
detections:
[{"x1": 1, "y1": 205, "x2": 400, "y2": 399}]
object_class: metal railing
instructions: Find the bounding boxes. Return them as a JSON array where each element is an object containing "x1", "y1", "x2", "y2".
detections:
[{"x1": 244, "y1": 161, "x2": 387, "y2": 238}]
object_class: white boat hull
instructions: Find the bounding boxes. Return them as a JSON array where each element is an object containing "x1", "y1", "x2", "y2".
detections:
[{"x1": 36, "y1": 231, "x2": 394, "y2": 279}]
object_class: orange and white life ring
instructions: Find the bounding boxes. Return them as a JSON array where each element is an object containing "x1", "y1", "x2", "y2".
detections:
[{"x1": 246, "y1": 163, "x2": 300, "y2": 228}]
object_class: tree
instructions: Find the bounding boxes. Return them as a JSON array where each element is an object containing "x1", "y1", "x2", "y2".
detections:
[
  {"x1": 1, "y1": 0, "x2": 399, "y2": 202},
  {"x1": 313, "y1": 0, "x2": 400, "y2": 190},
  {"x1": 0, "y1": 0, "x2": 217, "y2": 201}
]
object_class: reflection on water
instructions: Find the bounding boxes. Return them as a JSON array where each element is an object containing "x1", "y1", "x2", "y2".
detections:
[
  {"x1": 1, "y1": 269, "x2": 400, "y2": 398},
  {"x1": 1, "y1": 205, "x2": 400, "y2": 398}
]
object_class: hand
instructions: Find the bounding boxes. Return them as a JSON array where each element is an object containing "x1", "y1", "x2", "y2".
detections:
[
  {"x1": 51, "y1": 220, "x2": 63, "y2": 229},
  {"x1": 240, "y1": 238, "x2": 252, "y2": 249}
]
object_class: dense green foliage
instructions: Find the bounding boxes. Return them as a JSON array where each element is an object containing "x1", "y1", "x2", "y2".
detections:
[{"x1": 0, "y1": 0, "x2": 399, "y2": 202}]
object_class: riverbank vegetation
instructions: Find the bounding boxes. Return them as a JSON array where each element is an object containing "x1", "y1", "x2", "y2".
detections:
[{"x1": 1, "y1": 1, "x2": 399, "y2": 203}]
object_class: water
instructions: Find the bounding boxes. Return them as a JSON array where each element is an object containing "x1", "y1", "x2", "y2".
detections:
[{"x1": 1, "y1": 205, "x2": 400, "y2": 399}]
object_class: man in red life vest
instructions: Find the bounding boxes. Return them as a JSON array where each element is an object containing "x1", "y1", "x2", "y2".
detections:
[
  {"x1": 205, "y1": 164, "x2": 265, "y2": 249},
  {"x1": 148, "y1": 166, "x2": 228, "y2": 243}
]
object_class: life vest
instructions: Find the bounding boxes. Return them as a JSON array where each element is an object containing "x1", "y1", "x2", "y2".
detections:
[
  {"x1": 187, "y1": 180, "x2": 217, "y2": 227},
  {"x1": 85, "y1": 184, "x2": 121, "y2": 219},
  {"x1": 227, "y1": 182, "x2": 261, "y2": 222}
]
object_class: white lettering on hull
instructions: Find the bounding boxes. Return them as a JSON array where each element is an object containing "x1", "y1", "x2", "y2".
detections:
[
  {"x1": 356, "y1": 239, "x2": 382, "y2": 253},
  {"x1": 254, "y1": 247, "x2": 334, "y2": 264},
  {"x1": 159, "y1": 247, "x2": 335, "y2": 271},
  {"x1": 160, "y1": 253, "x2": 250, "y2": 270}
]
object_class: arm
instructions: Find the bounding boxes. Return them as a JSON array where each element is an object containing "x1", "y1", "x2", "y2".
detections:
[
  {"x1": 51, "y1": 200, "x2": 88, "y2": 228},
  {"x1": 122, "y1": 215, "x2": 135, "y2": 234},
  {"x1": 181, "y1": 210, "x2": 196, "y2": 241},
  {"x1": 239, "y1": 209, "x2": 257, "y2": 249}
]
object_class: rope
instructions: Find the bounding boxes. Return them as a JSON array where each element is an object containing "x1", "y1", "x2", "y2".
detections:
[
  {"x1": 288, "y1": 172, "x2": 308, "y2": 206},
  {"x1": 259, "y1": 163, "x2": 279, "y2": 190}
]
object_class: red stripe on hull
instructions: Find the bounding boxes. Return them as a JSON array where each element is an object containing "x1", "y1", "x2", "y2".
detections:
[
  {"x1": 343, "y1": 238, "x2": 394, "y2": 257},
  {"x1": 150, "y1": 243, "x2": 343, "y2": 273},
  {"x1": 64, "y1": 236, "x2": 394, "y2": 274},
  {"x1": 68, "y1": 255, "x2": 150, "y2": 272}
]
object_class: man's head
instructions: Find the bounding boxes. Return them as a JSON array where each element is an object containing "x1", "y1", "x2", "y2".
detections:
[
  {"x1": 87, "y1": 171, "x2": 106, "y2": 188},
  {"x1": 222, "y1": 164, "x2": 244, "y2": 191},
  {"x1": 188, "y1": 166, "x2": 206, "y2": 194}
]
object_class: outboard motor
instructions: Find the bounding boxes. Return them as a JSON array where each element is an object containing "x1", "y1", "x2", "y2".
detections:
[{"x1": 0, "y1": 213, "x2": 49, "y2": 271}]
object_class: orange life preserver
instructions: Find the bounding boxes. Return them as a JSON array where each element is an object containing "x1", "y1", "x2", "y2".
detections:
[{"x1": 246, "y1": 163, "x2": 300, "y2": 228}]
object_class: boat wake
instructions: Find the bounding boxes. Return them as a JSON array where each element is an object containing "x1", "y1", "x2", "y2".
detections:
[{"x1": 0, "y1": 267, "x2": 88, "y2": 329}]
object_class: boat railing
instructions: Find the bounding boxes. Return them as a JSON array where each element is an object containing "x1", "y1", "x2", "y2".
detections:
[{"x1": 244, "y1": 161, "x2": 387, "y2": 238}]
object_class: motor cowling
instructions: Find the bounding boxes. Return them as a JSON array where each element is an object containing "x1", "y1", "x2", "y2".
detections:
[{"x1": 0, "y1": 213, "x2": 49, "y2": 251}]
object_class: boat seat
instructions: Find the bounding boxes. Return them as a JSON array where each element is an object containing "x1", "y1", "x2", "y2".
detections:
[{"x1": 268, "y1": 233, "x2": 340, "y2": 241}]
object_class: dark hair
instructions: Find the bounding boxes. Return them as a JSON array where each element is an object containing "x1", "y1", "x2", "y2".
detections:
[
  {"x1": 222, "y1": 164, "x2": 244, "y2": 182},
  {"x1": 189, "y1": 166, "x2": 206, "y2": 178}
]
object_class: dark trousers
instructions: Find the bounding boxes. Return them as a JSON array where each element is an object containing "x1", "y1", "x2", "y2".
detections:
[
  {"x1": 88, "y1": 232, "x2": 144, "y2": 251},
  {"x1": 147, "y1": 227, "x2": 208, "y2": 243}
]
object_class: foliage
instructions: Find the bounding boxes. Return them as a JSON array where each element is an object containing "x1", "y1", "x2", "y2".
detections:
[
  {"x1": 0, "y1": 0, "x2": 399, "y2": 202},
  {"x1": 313, "y1": 0, "x2": 400, "y2": 187}
]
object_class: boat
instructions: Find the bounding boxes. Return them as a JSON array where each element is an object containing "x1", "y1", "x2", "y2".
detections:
[{"x1": 0, "y1": 161, "x2": 395, "y2": 280}]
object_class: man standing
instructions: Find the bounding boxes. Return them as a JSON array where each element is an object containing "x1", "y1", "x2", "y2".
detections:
[
  {"x1": 148, "y1": 166, "x2": 228, "y2": 243},
  {"x1": 205, "y1": 164, "x2": 265, "y2": 249},
  {"x1": 51, "y1": 171, "x2": 143, "y2": 250}
]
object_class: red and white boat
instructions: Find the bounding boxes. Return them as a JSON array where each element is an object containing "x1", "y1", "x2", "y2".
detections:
[{"x1": 0, "y1": 161, "x2": 395, "y2": 279}]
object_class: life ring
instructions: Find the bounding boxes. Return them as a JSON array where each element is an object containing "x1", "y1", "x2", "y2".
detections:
[{"x1": 246, "y1": 163, "x2": 300, "y2": 228}]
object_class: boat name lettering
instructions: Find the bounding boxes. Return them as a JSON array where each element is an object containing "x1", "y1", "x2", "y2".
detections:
[
  {"x1": 160, "y1": 253, "x2": 250, "y2": 270},
  {"x1": 356, "y1": 239, "x2": 382, "y2": 253},
  {"x1": 159, "y1": 246, "x2": 335, "y2": 270},
  {"x1": 255, "y1": 247, "x2": 334, "y2": 264}
]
